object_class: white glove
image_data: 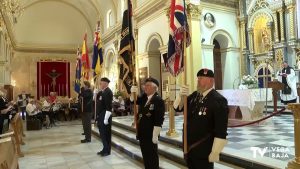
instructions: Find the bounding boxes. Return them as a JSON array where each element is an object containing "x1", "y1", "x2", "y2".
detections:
[
  {"x1": 180, "y1": 85, "x2": 189, "y2": 96},
  {"x1": 208, "y1": 138, "x2": 228, "y2": 162},
  {"x1": 173, "y1": 96, "x2": 181, "y2": 109},
  {"x1": 130, "y1": 85, "x2": 138, "y2": 93},
  {"x1": 104, "y1": 111, "x2": 112, "y2": 125},
  {"x1": 152, "y1": 126, "x2": 161, "y2": 144}
]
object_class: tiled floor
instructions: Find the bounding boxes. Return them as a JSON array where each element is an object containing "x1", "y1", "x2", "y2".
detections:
[
  {"x1": 19, "y1": 121, "x2": 143, "y2": 169},
  {"x1": 113, "y1": 114, "x2": 296, "y2": 169}
]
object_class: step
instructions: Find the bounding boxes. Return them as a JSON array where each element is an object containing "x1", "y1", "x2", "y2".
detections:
[
  {"x1": 111, "y1": 124, "x2": 243, "y2": 169},
  {"x1": 112, "y1": 119, "x2": 278, "y2": 169},
  {"x1": 91, "y1": 127, "x2": 186, "y2": 169}
]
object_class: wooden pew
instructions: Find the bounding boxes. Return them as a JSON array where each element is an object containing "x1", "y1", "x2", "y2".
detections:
[
  {"x1": 1, "y1": 113, "x2": 25, "y2": 157},
  {"x1": 0, "y1": 137, "x2": 19, "y2": 169}
]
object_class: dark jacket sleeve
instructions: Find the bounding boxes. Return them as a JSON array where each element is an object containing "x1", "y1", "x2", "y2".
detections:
[
  {"x1": 212, "y1": 95, "x2": 228, "y2": 139},
  {"x1": 154, "y1": 96, "x2": 165, "y2": 127},
  {"x1": 104, "y1": 89, "x2": 113, "y2": 112}
]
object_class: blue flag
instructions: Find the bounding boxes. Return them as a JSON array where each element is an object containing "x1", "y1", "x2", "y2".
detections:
[{"x1": 75, "y1": 48, "x2": 81, "y2": 94}]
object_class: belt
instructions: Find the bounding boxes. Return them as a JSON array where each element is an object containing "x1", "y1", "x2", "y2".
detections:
[{"x1": 188, "y1": 134, "x2": 212, "y2": 152}]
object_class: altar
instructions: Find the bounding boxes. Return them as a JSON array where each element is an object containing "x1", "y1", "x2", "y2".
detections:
[{"x1": 218, "y1": 89, "x2": 272, "y2": 121}]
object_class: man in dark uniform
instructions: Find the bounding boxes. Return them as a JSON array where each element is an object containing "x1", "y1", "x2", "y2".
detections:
[
  {"x1": 174, "y1": 68, "x2": 228, "y2": 169},
  {"x1": 81, "y1": 81, "x2": 93, "y2": 143},
  {"x1": 0, "y1": 90, "x2": 14, "y2": 134},
  {"x1": 131, "y1": 77, "x2": 165, "y2": 169},
  {"x1": 96, "y1": 77, "x2": 113, "y2": 156}
]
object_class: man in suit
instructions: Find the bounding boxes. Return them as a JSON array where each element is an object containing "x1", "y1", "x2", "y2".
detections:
[
  {"x1": 81, "y1": 81, "x2": 93, "y2": 143},
  {"x1": 96, "y1": 77, "x2": 113, "y2": 156},
  {"x1": 17, "y1": 91, "x2": 30, "y2": 120},
  {"x1": 131, "y1": 77, "x2": 165, "y2": 169},
  {"x1": 174, "y1": 68, "x2": 228, "y2": 169}
]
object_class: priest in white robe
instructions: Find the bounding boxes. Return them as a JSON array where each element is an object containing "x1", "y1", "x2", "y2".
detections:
[{"x1": 277, "y1": 61, "x2": 297, "y2": 104}]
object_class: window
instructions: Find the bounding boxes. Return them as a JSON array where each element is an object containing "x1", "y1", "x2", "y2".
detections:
[{"x1": 106, "y1": 10, "x2": 112, "y2": 28}]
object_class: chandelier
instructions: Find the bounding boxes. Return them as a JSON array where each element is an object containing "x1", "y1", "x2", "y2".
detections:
[{"x1": 2, "y1": 0, "x2": 24, "y2": 23}]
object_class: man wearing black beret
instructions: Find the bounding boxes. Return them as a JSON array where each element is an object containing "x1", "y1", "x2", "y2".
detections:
[
  {"x1": 96, "y1": 77, "x2": 113, "y2": 156},
  {"x1": 130, "y1": 77, "x2": 165, "y2": 169},
  {"x1": 174, "y1": 68, "x2": 228, "y2": 169}
]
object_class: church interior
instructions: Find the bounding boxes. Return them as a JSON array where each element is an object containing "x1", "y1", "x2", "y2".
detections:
[{"x1": 1, "y1": 0, "x2": 300, "y2": 168}]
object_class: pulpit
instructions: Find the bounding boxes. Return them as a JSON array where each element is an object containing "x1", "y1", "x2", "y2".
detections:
[{"x1": 268, "y1": 80, "x2": 284, "y2": 112}]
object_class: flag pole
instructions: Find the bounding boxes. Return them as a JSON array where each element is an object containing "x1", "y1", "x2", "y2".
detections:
[{"x1": 183, "y1": 29, "x2": 188, "y2": 155}]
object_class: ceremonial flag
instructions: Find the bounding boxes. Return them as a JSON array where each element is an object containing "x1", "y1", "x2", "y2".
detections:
[
  {"x1": 92, "y1": 22, "x2": 103, "y2": 77},
  {"x1": 165, "y1": 0, "x2": 191, "y2": 76},
  {"x1": 119, "y1": 0, "x2": 135, "y2": 94},
  {"x1": 75, "y1": 47, "x2": 81, "y2": 94},
  {"x1": 81, "y1": 33, "x2": 90, "y2": 80}
]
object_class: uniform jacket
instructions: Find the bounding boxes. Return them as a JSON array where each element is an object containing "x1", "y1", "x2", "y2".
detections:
[
  {"x1": 81, "y1": 88, "x2": 93, "y2": 113},
  {"x1": 136, "y1": 92, "x2": 165, "y2": 139},
  {"x1": 96, "y1": 87, "x2": 113, "y2": 121},
  {"x1": 177, "y1": 89, "x2": 228, "y2": 158}
]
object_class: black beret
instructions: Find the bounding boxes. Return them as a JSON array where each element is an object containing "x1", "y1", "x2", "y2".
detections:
[
  {"x1": 100, "y1": 77, "x2": 110, "y2": 83},
  {"x1": 197, "y1": 68, "x2": 214, "y2": 78},
  {"x1": 145, "y1": 77, "x2": 159, "y2": 87}
]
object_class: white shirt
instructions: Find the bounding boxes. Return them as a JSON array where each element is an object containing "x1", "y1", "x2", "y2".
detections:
[
  {"x1": 26, "y1": 103, "x2": 39, "y2": 116},
  {"x1": 146, "y1": 93, "x2": 154, "y2": 105},
  {"x1": 42, "y1": 100, "x2": 51, "y2": 111}
]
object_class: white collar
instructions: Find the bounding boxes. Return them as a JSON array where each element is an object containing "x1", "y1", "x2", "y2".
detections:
[
  {"x1": 147, "y1": 93, "x2": 154, "y2": 100},
  {"x1": 202, "y1": 87, "x2": 213, "y2": 97}
]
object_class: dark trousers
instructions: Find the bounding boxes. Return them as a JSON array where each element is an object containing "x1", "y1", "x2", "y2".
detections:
[
  {"x1": 139, "y1": 138, "x2": 159, "y2": 169},
  {"x1": 186, "y1": 153, "x2": 213, "y2": 169},
  {"x1": 0, "y1": 115, "x2": 4, "y2": 134},
  {"x1": 83, "y1": 112, "x2": 91, "y2": 141},
  {"x1": 20, "y1": 106, "x2": 26, "y2": 120},
  {"x1": 98, "y1": 118, "x2": 111, "y2": 153}
]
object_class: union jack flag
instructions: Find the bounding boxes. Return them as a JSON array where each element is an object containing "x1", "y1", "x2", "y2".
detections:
[{"x1": 165, "y1": 0, "x2": 191, "y2": 77}]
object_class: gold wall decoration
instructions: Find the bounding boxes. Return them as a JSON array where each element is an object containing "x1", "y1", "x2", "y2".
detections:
[
  {"x1": 287, "y1": 5, "x2": 296, "y2": 40},
  {"x1": 295, "y1": 48, "x2": 300, "y2": 64},
  {"x1": 187, "y1": 3, "x2": 201, "y2": 20},
  {"x1": 253, "y1": 15, "x2": 270, "y2": 54},
  {"x1": 275, "y1": 49, "x2": 284, "y2": 68},
  {"x1": 249, "y1": 0, "x2": 269, "y2": 16}
]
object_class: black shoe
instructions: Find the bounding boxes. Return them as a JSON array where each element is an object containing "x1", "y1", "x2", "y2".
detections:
[
  {"x1": 81, "y1": 139, "x2": 91, "y2": 143},
  {"x1": 101, "y1": 152, "x2": 110, "y2": 157},
  {"x1": 82, "y1": 133, "x2": 85, "y2": 135},
  {"x1": 97, "y1": 151, "x2": 104, "y2": 155}
]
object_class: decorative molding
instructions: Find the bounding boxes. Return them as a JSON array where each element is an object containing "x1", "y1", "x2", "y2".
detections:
[
  {"x1": 200, "y1": 0, "x2": 238, "y2": 9},
  {"x1": 102, "y1": 22, "x2": 122, "y2": 44},
  {"x1": 248, "y1": 0, "x2": 269, "y2": 16},
  {"x1": 145, "y1": 33, "x2": 164, "y2": 53},
  {"x1": 134, "y1": 0, "x2": 168, "y2": 27},
  {"x1": 248, "y1": 10, "x2": 273, "y2": 28},
  {"x1": 201, "y1": 2, "x2": 238, "y2": 14},
  {"x1": 187, "y1": 3, "x2": 201, "y2": 20}
]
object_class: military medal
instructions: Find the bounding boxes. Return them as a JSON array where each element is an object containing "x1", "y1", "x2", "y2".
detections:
[
  {"x1": 203, "y1": 108, "x2": 207, "y2": 115},
  {"x1": 149, "y1": 104, "x2": 154, "y2": 110},
  {"x1": 199, "y1": 111, "x2": 202, "y2": 115}
]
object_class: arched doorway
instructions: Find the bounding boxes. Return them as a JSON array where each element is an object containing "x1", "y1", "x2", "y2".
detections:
[
  {"x1": 213, "y1": 39, "x2": 222, "y2": 90},
  {"x1": 147, "y1": 37, "x2": 162, "y2": 95},
  {"x1": 104, "y1": 50, "x2": 118, "y2": 92}
]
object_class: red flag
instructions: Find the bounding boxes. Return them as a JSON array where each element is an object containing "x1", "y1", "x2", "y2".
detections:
[{"x1": 81, "y1": 33, "x2": 90, "y2": 80}]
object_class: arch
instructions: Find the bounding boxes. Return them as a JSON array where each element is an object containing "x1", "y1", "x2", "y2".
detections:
[
  {"x1": 145, "y1": 33, "x2": 164, "y2": 52},
  {"x1": 248, "y1": 9, "x2": 273, "y2": 29},
  {"x1": 104, "y1": 48, "x2": 116, "y2": 69},
  {"x1": 210, "y1": 29, "x2": 234, "y2": 48},
  {"x1": 254, "y1": 63, "x2": 274, "y2": 75}
]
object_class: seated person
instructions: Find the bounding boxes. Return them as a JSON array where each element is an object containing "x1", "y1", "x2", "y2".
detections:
[
  {"x1": 26, "y1": 99, "x2": 44, "y2": 124},
  {"x1": 42, "y1": 98, "x2": 55, "y2": 126},
  {"x1": 49, "y1": 92, "x2": 57, "y2": 104},
  {"x1": 113, "y1": 96, "x2": 126, "y2": 116}
]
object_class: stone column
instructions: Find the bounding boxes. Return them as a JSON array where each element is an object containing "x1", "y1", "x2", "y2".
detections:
[
  {"x1": 287, "y1": 5, "x2": 296, "y2": 40},
  {"x1": 240, "y1": 17, "x2": 247, "y2": 50},
  {"x1": 248, "y1": 28, "x2": 254, "y2": 54},
  {"x1": 186, "y1": 3, "x2": 201, "y2": 91},
  {"x1": 272, "y1": 11, "x2": 280, "y2": 43},
  {"x1": 278, "y1": 8, "x2": 285, "y2": 42}
]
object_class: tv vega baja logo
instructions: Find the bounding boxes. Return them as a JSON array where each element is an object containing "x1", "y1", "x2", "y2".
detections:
[{"x1": 250, "y1": 146, "x2": 290, "y2": 159}]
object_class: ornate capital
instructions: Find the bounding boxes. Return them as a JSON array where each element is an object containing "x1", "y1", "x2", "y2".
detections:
[
  {"x1": 187, "y1": 3, "x2": 201, "y2": 20},
  {"x1": 284, "y1": 0, "x2": 296, "y2": 7},
  {"x1": 269, "y1": 1, "x2": 284, "y2": 11}
]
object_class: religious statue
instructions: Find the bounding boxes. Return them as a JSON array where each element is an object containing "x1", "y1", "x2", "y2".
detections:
[
  {"x1": 261, "y1": 28, "x2": 271, "y2": 51},
  {"x1": 47, "y1": 69, "x2": 61, "y2": 92},
  {"x1": 204, "y1": 13, "x2": 215, "y2": 28}
]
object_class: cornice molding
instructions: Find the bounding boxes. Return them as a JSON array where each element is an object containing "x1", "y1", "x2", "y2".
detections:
[
  {"x1": 200, "y1": 0, "x2": 238, "y2": 9},
  {"x1": 201, "y1": 2, "x2": 238, "y2": 14},
  {"x1": 102, "y1": 22, "x2": 122, "y2": 44},
  {"x1": 134, "y1": 0, "x2": 168, "y2": 28}
]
